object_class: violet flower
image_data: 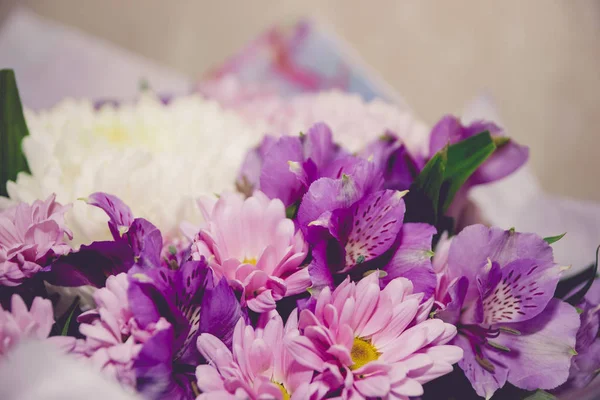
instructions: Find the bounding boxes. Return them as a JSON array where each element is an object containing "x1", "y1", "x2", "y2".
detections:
[
  {"x1": 127, "y1": 258, "x2": 244, "y2": 400},
  {"x1": 429, "y1": 115, "x2": 529, "y2": 187},
  {"x1": 433, "y1": 225, "x2": 580, "y2": 398},
  {"x1": 555, "y1": 279, "x2": 600, "y2": 392},
  {"x1": 46, "y1": 192, "x2": 167, "y2": 288},
  {"x1": 240, "y1": 123, "x2": 345, "y2": 207},
  {"x1": 297, "y1": 165, "x2": 437, "y2": 299}
]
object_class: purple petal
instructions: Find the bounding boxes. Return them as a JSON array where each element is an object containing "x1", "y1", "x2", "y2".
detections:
[
  {"x1": 565, "y1": 340, "x2": 600, "y2": 389},
  {"x1": 455, "y1": 334, "x2": 509, "y2": 399},
  {"x1": 297, "y1": 159, "x2": 382, "y2": 235},
  {"x1": 127, "y1": 218, "x2": 163, "y2": 269},
  {"x1": 429, "y1": 115, "x2": 466, "y2": 155},
  {"x1": 173, "y1": 260, "x2": 212, "y2": 363},
  {"x1": 494, "y1": 299, "x2": 580, "y2": 391},
  {"x1": 297, "y1": 177, "x2": 360, "y2": 234},
  {"x1": 304, "y1": 123, "x2": 336, "y2": 170},
  {"x1": 342, "y1": 190, "x2": 406, "y2": 271},
  {"x1": 465, "y1": 120, "x2": 528, "y2": 185},
  {"x1": 237, "y1": 135, "x2": 276, "y2": 192},
  {"x1": 259, "y1": 136, "x2": 305, "y2": 206},
  {"x1": 382, "y1": 223, "x2": 436, "y2": 299},
  {"x1": 199, "y1": 276, "x2": 243, "y2": 350},
  {"x1": 127, "y1": 269, "x2": 187, "y2": 335},
  {"x1": 471, "y1": 139, "x2": 529, "y2": 185},
  {"x1": 134, "y1": 322, "x2": 176, "y2": 398},
  {"x1": 86, "y1": 192, "x2": 134, "y2": 239},
  {"x1": 447, "y1": 225, "x2": 555, "y2": 304},
  {"x1": 480, "y1": 259, "x2": 561, "y2": 325},
  {"x1": 436, "y1": 276, "x2": 468, "y2": 325},
  {"x1": 44, "y1": 240, "x2": 133, "y2": 287},
  {"x1": 307, "y1": 242, "x2": 335, "y2": 291}
]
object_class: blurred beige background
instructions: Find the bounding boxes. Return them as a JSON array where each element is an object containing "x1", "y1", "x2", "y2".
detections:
[{"x1": 5, "y1": 0, "x2": 600, "y2": 201}]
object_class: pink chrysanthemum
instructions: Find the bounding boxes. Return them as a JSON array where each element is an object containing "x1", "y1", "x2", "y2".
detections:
[
  {"x1": 0, "y1": 194, "x2": 72, "y2": 286},
  {"x1": 0, "y1": 294, "x2": 70, "y2": 356},
  {"x1": 191, "y1": 191, "x2": 309, "y2": 312},
  {"x1": 196, "y1": 311, "x2": 321, "y2": 400},
  {"x1": 286, "y1": 273, "x2": 463, "y2": 399},
  {"x1": 77, "y1": 273, "x2": 170, "y2": 388}
]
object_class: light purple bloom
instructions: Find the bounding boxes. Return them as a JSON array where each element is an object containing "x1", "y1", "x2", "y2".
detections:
[
  {"x1": 429, "y1": 115, "x2": 529, "y2": 186},
  {"x1": 297, "y1": 168, "x2": 436, "y2": 299},
  {"x1": 360, "y1": 132, "x2": 422, "y2": 191},
  {"x1": 434, "y1": 225, "x2": 580, "y2": 398},
  {"x1": 556, "y1": 279, "x2": 600, "y2": 391},
  {"x1": 259, "y1": 123, "x2": 344, "y2": 207},
  {"x1": 0, "y1": 194, "x2": 72, "y2": 286}
]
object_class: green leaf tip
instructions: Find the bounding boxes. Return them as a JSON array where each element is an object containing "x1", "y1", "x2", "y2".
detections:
[
  {"x1": 0, "y1": 69, "x2": 31, "y2": 197},
  {"x1": 543, "y1": 232, "x2": 566, "y2": 245}
]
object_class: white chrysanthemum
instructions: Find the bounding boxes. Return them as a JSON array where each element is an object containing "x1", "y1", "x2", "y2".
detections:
[{"x1": 1, "y1": 94, "x2": 265, "y2": 247}]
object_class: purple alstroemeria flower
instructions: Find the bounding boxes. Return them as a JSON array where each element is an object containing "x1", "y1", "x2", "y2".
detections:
[
  {"x1": 434, "y1": 225, "x2": 580, "y2": 399},
  {"x1": 297, "y1": 164, "x2": 437, "y2": 299},
  {"x1": 429, "y1": 115, "x2": 529, "y2": 187},
  {"x1": 45, "y1": 192, "x2": 166, "y2": 288},
  {"x1": 428, "y1": 116, "x2": 529, "y2": 227},
  {"x1": 554, "y1": 279, "x2": 600, "y2": 392},
  {"x1": 360, "y1": 132, "x2": 422, "y2": 191},
  {"x1": 128, "y1": 259, "x2": 244, "y2": 400},
  {"x1": 247, "y1": 123, "x2": 346, "y2": 207}
]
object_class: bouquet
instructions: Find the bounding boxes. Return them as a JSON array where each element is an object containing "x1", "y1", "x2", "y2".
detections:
[{"x1": 0, "y1": 63, "x2": 598, "y2": 400}]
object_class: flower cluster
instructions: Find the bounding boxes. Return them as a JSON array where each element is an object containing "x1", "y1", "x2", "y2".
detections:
[{"x1": 0, "y1": 79, "x2": 597, "y2": 400}]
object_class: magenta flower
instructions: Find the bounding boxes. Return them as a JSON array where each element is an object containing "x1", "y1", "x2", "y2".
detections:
[
  {"x1": 0, "y1": 294, "x2": 65, "y2": 356},
  {"x1": 0, "y1": 194, "x2": 72, "y2": 286},
  {"x1": 286, "y1": 273, "x2": 463, "y2": 399},
  {"x1": 196, "y1": 311, "x2": 321, "y2": 400},
  {"x1": 191, "y1": 191, "x2": 309, "y2": 312},
  {"x1": 434, "y1": 225, "x2": 580, "y2": 398}
]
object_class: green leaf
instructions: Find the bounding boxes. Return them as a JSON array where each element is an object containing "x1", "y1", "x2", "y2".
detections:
[
  {"x1": 405, "y1": 131, "x2": 496, "y2": 227},
  {"x1": 403, "y1": 147, "x2": 447, "y2": 225},
  {"x1": 543, "y1": 232, "x2": 566, "y2": 245},
  {"x1": 286, "y1": 202, "x2": 299, "y2": 219},
  {"x1": 522, "y1": 390, "x2": 557, "y2": 400},
  {"x1": 61, "y1": 298, "x2": 79, "y2": 336},
  {"x1": 442, "y1": 131, "x2": 496, "y2": 211},
  {"x1": 0, "y1": 69, "x2": 30, "y2": 197}
]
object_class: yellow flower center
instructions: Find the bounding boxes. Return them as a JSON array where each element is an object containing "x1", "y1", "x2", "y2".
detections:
[
  {"x1": 242, "y1": 257, "x2": 257, "y2": 265},
  {"x1": 350, "y1": 337, "x2": 380, "y2": 370},
  {"x1": 273, "y1": 382, "x2": 290, "y2": 400},
  {"x1": 95, "y1": 124, "x2": 131, "y2": 144}
]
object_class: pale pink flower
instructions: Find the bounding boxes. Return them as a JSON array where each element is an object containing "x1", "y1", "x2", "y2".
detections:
[
  {"x1": 191, "y1": 191, "x2": 309, "y2": 312},
  {"x1": 0, "y1": 194, "x2": 72, "y2": 286},
  {"x1": 196, "y1": 311, "x2": 321, "y2": 400},
  {"x1": 0, "y1": 294, "x2": 66, "y2": 356},
  {"x1": 286, "y1": 273, "x2": 463, "y2": 400},
  {"x1": 77, "y1": 273, "x2": 169, "y2": 388}
]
